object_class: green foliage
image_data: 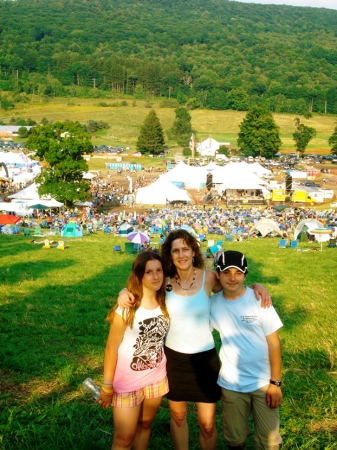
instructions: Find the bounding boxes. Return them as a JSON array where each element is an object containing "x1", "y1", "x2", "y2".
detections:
[
  {"x1": 134, "y1": 84, "x2": 146, "y2": 100},
  {"x1": 182, "y1": 147, "x2": 192, "y2": 156},
  {"x1": 26, "y1": 121, "x2": 93, "y2": 206},
  {"x1": 293, "y1": 117, "x2": 316, "y2": 155},
  {"x1": 170, "y1": 107, "x2": 193, "y2": 147},
  {"x1": 85, "y1": 120, "x2": 110, "y2": 134},
  {"x1": 1, "y1": 0, "x2": 336, "y2": 112},
  {"x1": 328, "y1": 124, "x2": 337, "y2": 155},
  {"x1": 238, "y1": 105, "x2": 281, "y2": 159},
  {"x1": 136, "y1": 110, "x2": 165, "y2": 154},
  {"x1": 217, "y1": 145, "x2": 230, "y2": 157},
  {"x1": 17, "y1": 126, "x2": 29, "y2": 138}
]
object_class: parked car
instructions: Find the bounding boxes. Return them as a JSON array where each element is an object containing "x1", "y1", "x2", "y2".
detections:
[{"x1": 302, "y1": 181, "x2": 320, "y2": 188}]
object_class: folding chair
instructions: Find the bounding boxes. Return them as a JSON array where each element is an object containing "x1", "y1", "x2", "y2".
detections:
[
  {"x1": 207, "y1": 239, "x2": 215, "y2": 248},
  {"x1": 56, "y1": 240, "x2": 65, "y2": 250},
  {"x1": 327, "y1": 238, "x2": 337, "y2": 248},
  {"x1": 113, "y1": 245, "x2": 123, "y2": 253},
  {"x1": 225, "y1": 233, "x2": 233, "y2": 242},
  {"x1": 24, "y1": 228, "x2": 31, "y2": 236},
  {"x1": 42, "y1": 239, "x2": 51, "y2": 249},
  {"x1": 278, "y1": 239, "x2": 287, "y2": 248},
  {"x1": 289, "y1": 240, "x2": 298, "y2": 249},
  {"x1": 124, "y1": 242, "x2": 135, "y2": 254}
]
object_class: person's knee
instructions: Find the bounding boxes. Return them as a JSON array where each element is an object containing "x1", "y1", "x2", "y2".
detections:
[
  {"x1": 198, "y1": 418, "x2": 216, "y2": 438},
  {"x1": 113, "y1": 432, "x2": 134, "y2": 448},
  {"x1": 170, "y1": 408, "x2": 187, "y2": 427}
]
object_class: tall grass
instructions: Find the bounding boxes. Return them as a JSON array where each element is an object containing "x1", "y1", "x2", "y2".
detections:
[
  {"x1": 0, "y1": 233, "x2": 336, "y2": 449},
  {"x1": 3, "y1": 96, "x2": 336, "y2": 152}
]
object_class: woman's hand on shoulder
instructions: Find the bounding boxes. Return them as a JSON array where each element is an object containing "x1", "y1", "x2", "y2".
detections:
[
  {"x1": 117, "y1": 288, "x2": 135, "y2": 308},
  {"x1": 251, "y1": 283, "x2": 272, "y2": 308}
]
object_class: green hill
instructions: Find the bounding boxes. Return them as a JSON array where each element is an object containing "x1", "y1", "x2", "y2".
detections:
[{"x1": 0, "y1": 0, "x2": 337, "y2": 115}]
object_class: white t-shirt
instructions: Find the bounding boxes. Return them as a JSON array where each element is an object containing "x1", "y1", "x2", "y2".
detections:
[
  {"x1": 210, "y1": 287, "x2": 283, "y2": 393},
  {"x1": 113, "y1": 306, "x2": 169, "y2": 392}
]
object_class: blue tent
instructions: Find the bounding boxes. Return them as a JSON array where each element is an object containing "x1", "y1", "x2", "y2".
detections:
[{"x1": 61, "y1": 222, "x2": 83, "y2": 238}]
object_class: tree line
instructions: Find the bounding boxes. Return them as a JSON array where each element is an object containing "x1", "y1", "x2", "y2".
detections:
[{"x1": 0, "y1": 0, "x2": 337, "y2": 115}]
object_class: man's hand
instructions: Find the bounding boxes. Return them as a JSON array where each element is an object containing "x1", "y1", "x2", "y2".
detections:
[
  {"x1": 266, "y1": 384, "x2": 282, "y2": 408},
  {"x1": 252, "y1": 283, "x2": 272, "y2": 308}
]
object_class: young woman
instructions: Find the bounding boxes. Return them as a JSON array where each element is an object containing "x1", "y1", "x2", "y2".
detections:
[
  {"x1": 98, "y1": 251, "x2": 170, "y2": 450},
  {"x1": 118, "y1": 229, "x2": 272, "y2": 450}
]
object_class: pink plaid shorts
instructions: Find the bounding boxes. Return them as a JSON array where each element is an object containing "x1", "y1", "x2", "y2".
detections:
[{"x1": 112, "y1": 376, "x2": 169, "y2": 408}]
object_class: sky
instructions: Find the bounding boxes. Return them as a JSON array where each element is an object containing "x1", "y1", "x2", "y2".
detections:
[{"x1": 231, "y1": 0, "x2": 337, "y2": 10}]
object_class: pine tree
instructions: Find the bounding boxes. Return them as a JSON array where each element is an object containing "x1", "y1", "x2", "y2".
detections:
[
  {"x1": 137, "y1": 110, "x2": 165, "y2": 155},
  {"x1": 170, "y1": 107, "x2": 193, "y2": 147},
  {"x1": 238, "y1": 105, "x2": 281, "y2": 159}
]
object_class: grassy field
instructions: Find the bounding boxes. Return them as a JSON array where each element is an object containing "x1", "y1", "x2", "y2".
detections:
[
  {"x1": 0, "y1": 232, "x2": 336, "y2": 449},
  {"x1": 2, "y1": 96, "x2": 337, "y2": 153}
]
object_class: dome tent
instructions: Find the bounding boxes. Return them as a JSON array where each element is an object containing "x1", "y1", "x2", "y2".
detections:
[{"x1": 60, "y1": 222, "x2": 83, "y2": 238}]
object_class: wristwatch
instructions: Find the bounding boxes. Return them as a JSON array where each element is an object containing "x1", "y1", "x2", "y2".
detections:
[{"x1": 270, "y1": 379, "x2": 282, "y2": 387}]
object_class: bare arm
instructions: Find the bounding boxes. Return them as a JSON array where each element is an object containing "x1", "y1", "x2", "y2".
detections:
[
  {"x1": 98, "y1": 314, "x2": 127, "y2": 408},
  {"x1": 117, "y1": 288, "x2": 135, "y2": 308},
  {"x1": 265, "y1": 331, "x2": 283, "y2": 408}
]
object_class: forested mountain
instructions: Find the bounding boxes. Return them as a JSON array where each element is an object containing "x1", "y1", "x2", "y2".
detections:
[{"x1": 0, "y1": 0, "x2": 337, "y2": 114}]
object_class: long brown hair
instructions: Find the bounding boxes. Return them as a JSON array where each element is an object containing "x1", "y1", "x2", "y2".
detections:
[
  {"x1": 107, "y1": 251, "x2": 168, "y2": 327},
  {"x1": 161, "y1": 229, "x2": 204, "y2": 277}
]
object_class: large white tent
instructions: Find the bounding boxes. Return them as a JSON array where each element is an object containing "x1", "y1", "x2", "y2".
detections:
[
  {"x1": 136, "y1": 179, "x2": 191, "y2": 205},
  {"x1": 8, "y1": 183, "x2": 40, "y2": 200},
  {"x1": 7, "y1": 183, "x2": 64, "y2": 208},
  {"x1": 159, "y1": 161, "x2": 202, "y2": 189}
]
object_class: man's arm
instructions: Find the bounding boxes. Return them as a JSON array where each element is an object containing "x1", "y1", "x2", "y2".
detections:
[{"x1": 266, "y1": 331, "x2": 283, "y2": 408}]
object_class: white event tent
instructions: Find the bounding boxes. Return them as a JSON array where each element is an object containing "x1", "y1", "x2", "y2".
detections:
[
  {"x1": 135, "y1": 179, "x2": 191, "y2": 205},
  {"x1": 159, "y1": 161, "x2": 205, "y2": 189},
  {"x1": 7, "y1": 183, "x2": 64, "y2": 208}
]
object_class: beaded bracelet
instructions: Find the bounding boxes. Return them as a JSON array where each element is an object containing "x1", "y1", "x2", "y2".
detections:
[{"x1": 101, "y1": 386, "x2": 114, "y2": 396}]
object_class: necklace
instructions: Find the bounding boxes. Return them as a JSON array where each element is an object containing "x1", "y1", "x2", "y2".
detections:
[{"x1": 175, "y1": 268, "x2": 197, "y2": 292}]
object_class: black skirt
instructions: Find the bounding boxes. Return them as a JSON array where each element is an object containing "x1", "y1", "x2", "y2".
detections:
[{"x1": 165, "y1": 346, "x2": 221, "y2": 403}]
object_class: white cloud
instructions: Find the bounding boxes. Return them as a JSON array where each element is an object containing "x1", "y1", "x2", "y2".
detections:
[{"x1": 231, "y1": 0, "x2": 337, "y2": 10}]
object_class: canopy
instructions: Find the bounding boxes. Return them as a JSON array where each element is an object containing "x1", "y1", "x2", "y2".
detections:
[
  {"x1": 136, "y1": 179, "x2": 191, "y2": 205},
  {"x1": 293, "y1": 219, "x2": 324, "y2": 240},
  {"x1": 0, "y1": 214, "x2": 21, "y2": 225},
  {"x1": 249, "y1": 218, "x2": 283, "y2": 237}
]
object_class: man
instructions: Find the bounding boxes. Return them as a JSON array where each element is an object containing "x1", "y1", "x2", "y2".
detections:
[{"x1": 210, "y1": 250, "x2": 283, "y2": 450}]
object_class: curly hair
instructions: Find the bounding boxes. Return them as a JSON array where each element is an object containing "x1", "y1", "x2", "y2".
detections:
[
  {"x1": 160, "y1": 229, "x2": 204, "y2": 277},
  {"x1": 107, "y1": 251, "x2": 168, "y2": 327}
]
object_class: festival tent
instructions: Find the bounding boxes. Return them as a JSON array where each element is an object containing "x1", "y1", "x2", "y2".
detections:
[
  {"x1": 82, "y1": 172, "x2": 96, "y2": 179},
  {"x1": 60, "y1": 222, "x2": 83, "y2": 238},
  {"x1": 8, "y1": 184, "x2": 64, "y2": 209},
  {"x1": 159, "y1": 161, "x2": 203, "y2": 189},
  {"x1": 249, "y1": 162, "x2": 273, "y2": 177},
  {"x1": 249, "y1": 218, "x2": 283, "y2": 237},
  {"x1": 293, "y1": 219, "x2": 324, "y2": 240},
  {"x1": 8, "y1": 183, "x2": 40, "y2": 200},
  {"x1": 136, "y1": 178, "x2": 191, "y2": 205},
  {"x1": 217, "y1": 170, "x2": 268, "y2": 195}
]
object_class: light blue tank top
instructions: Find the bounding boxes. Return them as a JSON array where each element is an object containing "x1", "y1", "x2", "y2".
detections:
[{"x1": 165, "y1": 270, "x2": 215, "y2": 354}]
